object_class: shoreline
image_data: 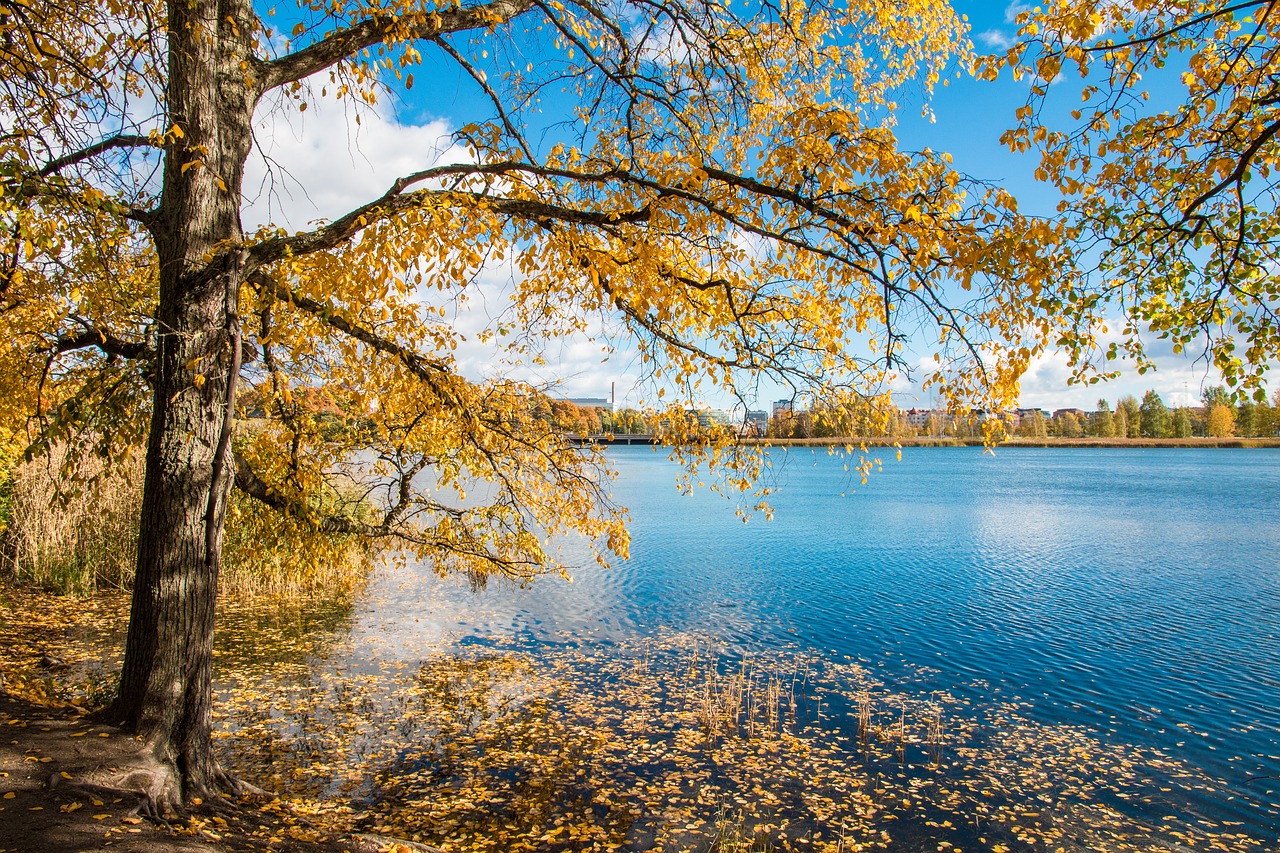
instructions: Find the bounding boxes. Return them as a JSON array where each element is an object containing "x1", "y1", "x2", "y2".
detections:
[{"x1": 736, "y1": 436, "x2": 1280, "y2": 449}]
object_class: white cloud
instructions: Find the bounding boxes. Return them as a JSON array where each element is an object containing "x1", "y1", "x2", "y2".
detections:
[
  {"x1": 978, "y1": 29, "x2": 1015, "y2": 51},
  {"x1": 243, "y1": 91, "x2": 462, "y2": 231},
  {"x1": 1004, "y1": 2, "x2": 1032, "y2": 24},
  {"x1": 239, "y1": 88, "x2": 656, "y2": 402},
  {"x1": 1016, "y1": 346, "x2": 1222, "y2": 410}
]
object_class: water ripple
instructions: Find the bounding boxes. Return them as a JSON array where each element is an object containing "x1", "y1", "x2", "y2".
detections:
[{"x1": 353, "y1": 446, "x2": 1280, "y2": 840}]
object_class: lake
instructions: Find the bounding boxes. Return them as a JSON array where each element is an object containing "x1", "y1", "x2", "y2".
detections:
[{"x1": 221, "y1": 447, "x2": 1280, "y2": 851}]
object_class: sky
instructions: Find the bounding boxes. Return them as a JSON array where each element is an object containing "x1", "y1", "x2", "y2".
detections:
[{"x1": 242, "y1": 0, "x2": 1234, "y2": 413}]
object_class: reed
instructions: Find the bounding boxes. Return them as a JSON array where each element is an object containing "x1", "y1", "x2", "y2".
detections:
[
  {"x1": 1, "y1": 445, "x2": 141, "y2": 595},
  {"x1": 708, "y1": 802, "x2": 775, "y2": 853},
  {"x1": 856, "y1": 692, "x2": 872, "y2": 744},
  {"x1": 1, "y1": 443, "x2": 373, "y2": 599}
]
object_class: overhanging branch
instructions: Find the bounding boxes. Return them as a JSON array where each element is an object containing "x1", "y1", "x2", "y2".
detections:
[
  {"x1": 243, "y1": 187, "x2": 650, "y2": 270},
  {"x1": 54, "y1": 324, "x2": 151, "y2": 360},
  {"x1": 246, "y1": 269, "x2": 454, "y2": 385},
  {"x1": 40, "y1": 134, "x2": 159, "y2": 177},
  {"x1": 256, "y1": 0, "x2": 536, "y2": 93}
]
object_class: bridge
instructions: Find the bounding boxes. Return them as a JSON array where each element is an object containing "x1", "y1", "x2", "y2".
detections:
[{"x1": 564, "y1": 433, "x2": 659, "y2": 446}]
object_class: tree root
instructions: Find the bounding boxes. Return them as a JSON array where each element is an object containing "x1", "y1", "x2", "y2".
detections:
[{"x1": 70, "y1": 748, "x2": 274, "y2": 823}]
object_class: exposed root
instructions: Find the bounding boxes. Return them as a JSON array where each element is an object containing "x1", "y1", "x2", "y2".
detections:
[
  {"x1": 76, "y1": 752, "x2": 185, "y2": 820},
  {"x1": 72, "y1": 748, "x2": 275, "y2": 823}
]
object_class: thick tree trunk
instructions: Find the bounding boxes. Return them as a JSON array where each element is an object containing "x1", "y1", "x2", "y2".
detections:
[{"x1": 107, "y1": 0, "x2": 257, "y2": 803}]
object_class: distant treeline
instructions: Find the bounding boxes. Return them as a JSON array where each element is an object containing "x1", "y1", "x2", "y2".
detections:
[
  {"x1": 769, "y1": 386, "x2": 1278, "y2": 440},
  {"x1": 236, "y1": 386, "x2": 1276, "y2": 442},
  {"x1": 1005, "y1": 387, "x2": 1276, "y2": 441}
]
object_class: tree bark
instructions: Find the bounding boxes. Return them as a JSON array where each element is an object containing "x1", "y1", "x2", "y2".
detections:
[{"x1": 107, "y1": 0, "x2": 258, "y2": 802}]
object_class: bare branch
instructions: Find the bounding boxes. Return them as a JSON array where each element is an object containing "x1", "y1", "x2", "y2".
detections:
[
  {"x1": 54, "y1": 324, "x2": 151, "y2": 360},
  {"x1": 433, "y1": 36, "x2": 536, "y2": 163},
  {"x1": 256, "y1": 0, "x2": 536, "y2": 93},
  {"x1": 40, "y1": 134, "x2": 159, "y2": 177}
]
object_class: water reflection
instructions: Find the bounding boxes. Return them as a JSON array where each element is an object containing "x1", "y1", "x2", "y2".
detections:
[{"x1": 216, "y1": 447, "x2": 1280, "y2": 849}]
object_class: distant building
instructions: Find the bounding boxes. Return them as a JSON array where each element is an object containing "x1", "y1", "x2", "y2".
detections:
[
  {"x1": 772, "y1": 399, "x2": 794, "y2": 419},
  {"x1": 566, "y1": 396, "x2": 611, "y2": 411},
  {"x1": 905, "y1": 408, "x2": 946, "y2": 428},
  {"x1": 692, "y1": 409, "x2": 731, "y2": 428},
  {"x1": 1052, "y1": 408, "x2": 1088, "y2": 420},
  {"x1": 744, "y1": 410, "x2": 769, "y2": 435}
]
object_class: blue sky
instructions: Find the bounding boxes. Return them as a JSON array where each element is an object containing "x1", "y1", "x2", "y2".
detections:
[{"x1": 245, "y1": 0, "x2": 1232, "y2": 413}]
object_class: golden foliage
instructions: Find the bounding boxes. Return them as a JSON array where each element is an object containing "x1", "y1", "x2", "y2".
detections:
[
  {"x1": 0, "y1": 0, "x2": 1082, "y2": 592},
  {"x1": 219, "y1": 629, "x2": 1271, "y2": 853},
  {"x1": 982, "y1": 0, "x2": 1280, "y2": 400}
]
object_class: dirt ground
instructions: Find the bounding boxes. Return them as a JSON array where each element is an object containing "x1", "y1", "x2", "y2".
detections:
[
  {"x1": 0, "y1": 690, "x2": 446, "y2": 853},
  {"x1": 0, "y1": 577, "x2": 441, "y2": 853}
]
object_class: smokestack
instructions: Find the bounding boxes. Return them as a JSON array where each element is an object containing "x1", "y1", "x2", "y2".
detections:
[{"x1": 611, "y1": 381, "x2": 616, "y2": 412}]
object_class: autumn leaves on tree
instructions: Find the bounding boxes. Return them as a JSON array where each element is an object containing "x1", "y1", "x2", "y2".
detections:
[
  {"x1": 987, "y1": 0, "x2": 1280, "y2": 400},
  {"x1": 0, "y1": 0, "x2": 1277, "y2": 805}
]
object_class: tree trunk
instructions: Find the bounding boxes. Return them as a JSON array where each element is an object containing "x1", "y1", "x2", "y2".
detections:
[{"x1": 107, "y1": 0, "x2": 257, "y2": 803}]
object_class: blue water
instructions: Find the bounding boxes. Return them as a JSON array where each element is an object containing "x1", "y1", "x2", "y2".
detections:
[{"x1": 356, "y1": 446, "x2": 1280, "y2": 839}]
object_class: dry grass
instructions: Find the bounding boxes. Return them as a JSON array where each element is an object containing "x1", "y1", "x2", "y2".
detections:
[
  {"x1": 1, "y1": 444, "x2": 372, "y2": 600},
  {"x1": 1, "y1": 445, "x2": 141, "y2": 595}
]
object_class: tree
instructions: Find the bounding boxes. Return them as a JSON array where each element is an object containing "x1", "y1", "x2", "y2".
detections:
[
  {"x1": 613, "y1": 408, "x2": 649, "y2": 435},
  {"x1": 1255, "y1": 398, "x2": 1275, "y2": 436},
  {"x1": 1172, "y1": 408, "x2": 1193, "y2": 439},
  {"x1": 1208, "y1": 403, "x2": 1238, "y2": 437},
  {"x1": 1090, "y1": 398, "x2": 1115, "y2": 438},
  {"x1": 1237, "y1": 401, "x2": 1258, "y2": 436},
  {"x1": 1139, "y1": 390, "x2": 1171, "y2": 438},
  {"x1": 1, "y1": 0, "x2": 1069, "y2": 803},
  {"x1": 1117, "y1": 395, "x2": 1142, "y2": 438},
  {"x1": 1203, "y1": 386, "x2": 1234, "y2": 410},
  {"x1": 1017, "y1": 410, "x2": 1047, "y2": 439},
  {"x1": 1053, "y1": 410, "x2": 1083, "y2": 437},
  {"x1": 988, "y1": 2, "x2": 1280, "y2": 400}
]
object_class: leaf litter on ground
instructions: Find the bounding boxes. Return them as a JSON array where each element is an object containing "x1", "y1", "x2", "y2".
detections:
[{"x1": 0, "y1": 578, "x2": 1271, "y2": 852}]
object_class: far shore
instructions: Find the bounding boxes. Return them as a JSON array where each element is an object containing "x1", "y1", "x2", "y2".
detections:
[{"x1": 737, "y1": 436, "x2": 1280, "y2": 449}]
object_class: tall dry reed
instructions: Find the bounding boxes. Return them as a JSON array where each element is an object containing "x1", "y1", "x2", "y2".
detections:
[
  {"x1": 2, "y1": 444, "x2": 141, "y2": 595},
  {"x1": 2, "y1": 444, "x2": 374, "y2": 599}
]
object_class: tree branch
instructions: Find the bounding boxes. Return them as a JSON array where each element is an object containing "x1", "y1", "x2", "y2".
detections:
[
  {"x1": 54, "y1": 324, "x2": 151, "y2": 360},
  {"x1": 242, "y1": 186, "x2": 649, "y2": 270},
  {"x1": 256, "y1": 0, "x2": 536, "y2": 93},
  {"x1": 1079, "y1": 1, "x2": 1268, "y2": 53},
  {"x1": 1181, "y1": 117, "x2": 1280, "y2": 220},
  {"x1": 246, "y1": 269, "x2": 454, "y2": 385},
  {"x1": 433, "y1": 36, "x2": 536, "y2": 163},
  {"x1": 39, "y1": 134, "x2": 159, "y2": 177},
  {"x1": 233, "y1": 450, "x2": 472, "y2": 542}
]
